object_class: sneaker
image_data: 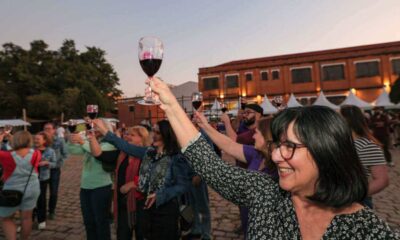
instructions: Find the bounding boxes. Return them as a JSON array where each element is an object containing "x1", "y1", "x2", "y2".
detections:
[
  {"x1": 388, "y1": 162, "x2": 395, "y2": 167},
  {"x1": 16, "y1": 226, "x2": 21, "y2": 233},
  {"x1": 38, "y1": 222, "x2": 46, "y2": 230},
  {"x1": 48, "y1": 213, "x2": 55, "y2": 220}
]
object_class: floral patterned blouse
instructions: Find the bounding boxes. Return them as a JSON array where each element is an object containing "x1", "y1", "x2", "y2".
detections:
[{"x1": 183, "y1": 135, "x2": 399, "y2": 239}]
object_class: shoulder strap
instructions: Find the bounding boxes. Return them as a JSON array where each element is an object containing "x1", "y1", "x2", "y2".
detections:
[{"x1": 22, "y1": 150, "x2": 38, "y2": 196}]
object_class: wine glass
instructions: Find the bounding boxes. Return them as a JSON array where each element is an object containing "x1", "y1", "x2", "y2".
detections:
[
  {"x1": 221, "y1": 102, "x2": 228, "y2": 113},
  {"x1": 192, "y1": 92, "x2": 203, "y2": 111},
  {"x1": 86, "y1": 105, "x2": 98, "y2": 130},
  {"x1": 67, "y1": 120, "x2": 77, "y2": 133},
  {"x1": 138, "y1": 36, "x2": 164, "y2": 105}
]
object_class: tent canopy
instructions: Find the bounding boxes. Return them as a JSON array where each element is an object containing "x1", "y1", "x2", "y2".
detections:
[
  {"x1": 312, "y1": 91, "x2": 339, "y2": 110},
  {"x1": 210, "y1": 98, "x2": 221, "y2": 112},
  {"x1": 0, "y1": 119, "x2": 31, "y2": 127},
  {"x1": 340, "y1": 91, "x2": 373, "y2": 110},
  {"x1": 286, "y1": 93, "x2": 303, "y2": 108},
  {"x1": 260, "y1": 94, "x2": 278, "y2": 114},
  {"x1": 372, "y1": 88, "x2": 398, "y2": 109}
]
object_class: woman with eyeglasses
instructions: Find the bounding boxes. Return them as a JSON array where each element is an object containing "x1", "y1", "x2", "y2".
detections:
[
  {"x1": 340, "y1": 105, "x2": 389, "y2": 209},
  {"x1": 93, "y1": 119, "x2": 191, "y2": 240},
  {"x1": 148, "y1": 77, "x2": 398, "y2": 239}
]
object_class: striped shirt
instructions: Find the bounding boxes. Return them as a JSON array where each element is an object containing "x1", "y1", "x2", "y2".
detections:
[{"x1": 354, "y1": 137, "x2": 386, "y2": 178}]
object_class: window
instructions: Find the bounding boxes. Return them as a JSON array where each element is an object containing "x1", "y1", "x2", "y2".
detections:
[
  {"x1": 355, "y1": 61, "x2": 380, "y2": 78},
  {"x1": 203, "y1": 77, "x2": 219, "y2": 90},
  {"x1": 272, "y1": 70, "x2": 280, "y2": 80},
  {"x1": 392, "y1": 59, "x2": 400, "y2": 75},
  {"x1": 129, "y1": 106, "x2": 135, "y2": 112},
  {"x1": 260, "y1": 71, "x2": 268, "y2": 81},
  {"x1": 291, "y1": 67, "x2": 312, "y2": 83},
  {"x1": 225, "y1": 75, "x2": 239, "y2": 88},
  {"x1": 245, "y1": 73, "x2": 253, "y2": 81},
  {"x1": 322, "y1": 64, "x2": 345, "y2": 81}
]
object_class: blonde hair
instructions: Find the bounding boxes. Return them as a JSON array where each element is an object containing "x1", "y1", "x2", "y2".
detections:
[
  {"x1": 127, "y1": 126, "x2": 151, "y2": 147},
  {"x1": 10, "y1": 131, "x2": 33, "y2": 150}
]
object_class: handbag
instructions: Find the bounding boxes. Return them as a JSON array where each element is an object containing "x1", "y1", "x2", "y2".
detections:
[
  {"x1": 179, "y1": 204, "x2": 194, "y2": 233},
  {"x1": 0, "y1": 164, "x2": 34, "y2": 207}
]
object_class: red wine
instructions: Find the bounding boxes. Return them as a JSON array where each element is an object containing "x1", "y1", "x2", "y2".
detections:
[
  {"x1": 88, "y1": 112, "x2": 98, "y2": 120},
  {"x1": 192, "y1": 100, "x2": 202, "y2": 110},
  {"x1": 140, "y1": 59, "x2": 162, "y2": 77},
  {"x1": 241, "y1": 103, "x2": 247, "y2": 110},
  {"x1": 86, "y1": 123, "x2": 92, "y2": 130},
  {"x1": 221, "y1": 107, "x2": 228, "y2": 113},
  {"x1": 68, "y1": 125, "x2": 76, "y2": 133}
]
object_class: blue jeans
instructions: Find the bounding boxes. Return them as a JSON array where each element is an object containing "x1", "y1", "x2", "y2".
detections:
[
  {"x1": 49, "y1": 168, "x2": 61, "y2": 214},
  {"x1": 189, "y1": 181, "x2": 211, "y2": 240},
  {"x1": 80, "y1": 185, "x2": 112, "y2": 240}
]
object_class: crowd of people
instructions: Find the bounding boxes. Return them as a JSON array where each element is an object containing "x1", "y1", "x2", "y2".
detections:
[{"x1": 0, "y1": 77, "x2": 400, "y2": 239}]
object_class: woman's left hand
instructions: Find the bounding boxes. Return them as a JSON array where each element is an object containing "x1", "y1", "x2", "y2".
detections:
[
  {"x1": 147, "y1": 77, "x2": 178, "y2": 110},
  {"x1": 144, "y1": 193, "x2": 156, "y2": 209}
]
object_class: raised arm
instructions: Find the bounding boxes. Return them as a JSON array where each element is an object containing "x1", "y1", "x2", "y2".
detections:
[
  {"x1": 149, "y1": 78, "x2": 276, "y2": 207},
  {"x1": 195, "y1": 111, "x2": 245, "y2": 162},
  {"x1": 220, "y1": 113, "x2": 237, "y2": 141},
  {"x1": 92, "y1": 119, "x2": 148, "y2": 159}
]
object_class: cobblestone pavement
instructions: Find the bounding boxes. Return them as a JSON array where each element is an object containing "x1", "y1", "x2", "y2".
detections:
[{"x1": 0, "y1": 149, "x2": 399, "y2": 239}]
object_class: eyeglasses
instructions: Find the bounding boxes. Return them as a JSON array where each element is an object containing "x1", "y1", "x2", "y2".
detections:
[
  {"x1": 243, "y1": 110, "x2": 256, "y2": 115},
  {"x1": 268, "y1": 141, "x2": 307, "y2": 161}
]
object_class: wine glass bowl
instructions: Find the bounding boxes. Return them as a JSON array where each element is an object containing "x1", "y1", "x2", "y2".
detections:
[
  {"x1": 67, "y1": 120, "x2": 77, "y2": 133},
  {"x1": 86, "y1": 105, "x2": 98, "y2": 130},
  {"x1": 192, "y1": 92, "x2": 203, "y2": 111},
  {"x1": 138, "y1": 36, "x2": 164, "y2": 105}
]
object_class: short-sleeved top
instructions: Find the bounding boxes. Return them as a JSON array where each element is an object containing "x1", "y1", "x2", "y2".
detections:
[
  {"x1": 354, "y1": 137, "x2": 386, "y2": 178},
  {"x1": 236, "y1": 129, "x2": 256, "y2": 168},
  {"x1": 243, "y1": 145, "x2": 278, "y2": 179},
  {"x1": 68, "y1": 141, "x2": 115, "y2": 189}
]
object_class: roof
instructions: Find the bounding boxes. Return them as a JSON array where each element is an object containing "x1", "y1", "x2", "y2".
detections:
[
  {"x1": 312, "y1": 91, "x2": 339, "y2": 110},
  {"x1": 340, "y1": 91, "x2": 373, "y2": 110},
  {"x1": 199, "y1": 41, "x2": 400, "y2": 74},
  {"x1": 0, "y1": 119, "x2": 31, "y2": 127},
  {"x1": 260, "y1": 94, "x2": 278, "y2": 114}
]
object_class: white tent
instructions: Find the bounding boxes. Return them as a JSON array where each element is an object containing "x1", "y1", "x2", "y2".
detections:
[
  {"x1": 62, "y1": 118, "x2": 119, "y2": 125},
  {"x1": 312, "y1": 91, "x2": 340, "y2": 110},
  {"x1": 286, "y1": 93, "x2": 303, "y2": 108},
  {"x1": 260, "y1": 94, "x2": 278, "y2": 114},
  {"x1": 340, "y1": 91, "x2": 373, "y2": 110},
  {"x1": 210, "y1": 98, "x2": 221, "y2": 113},
  {"x1": 0, "y1": 119, "x2": 31, "y2": 127},
  {"x1": 373, "y1": 88, "x2": 398, "y2": 109}
]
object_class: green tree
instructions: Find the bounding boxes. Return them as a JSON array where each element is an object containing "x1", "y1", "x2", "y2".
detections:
[{"x1": 0, "y1": 39, "x2": 121, "y2": 119}]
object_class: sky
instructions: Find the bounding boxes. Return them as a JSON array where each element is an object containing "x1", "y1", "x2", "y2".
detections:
[{"x1": 1, "y1": 0, "x2": 400, "y2": 97}]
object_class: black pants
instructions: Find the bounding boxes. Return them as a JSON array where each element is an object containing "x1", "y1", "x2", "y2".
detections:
[
  {"x1": 49, "y1": 168, "x2": 61, "y2": 214},
  {"x1": 142, "y1": 199, "x2": 180, "y2": 240},
  {"x1": 117, "y1": 197, "x2": 133, "y2": 240},
  {"x1": 80, "y1": 185, "x2": 112, "y2": 240},
  {"x1": 36, "y1": 180, "x2": 49, "y2": 223}
]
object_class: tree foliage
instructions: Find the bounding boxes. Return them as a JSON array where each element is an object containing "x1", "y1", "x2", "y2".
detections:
[
  {"x1": 0, "y1": 39, "x2": 122, "y2": 119},
  {"x1": 389, "y1": 77, "x2": 400, "y2": 104}
]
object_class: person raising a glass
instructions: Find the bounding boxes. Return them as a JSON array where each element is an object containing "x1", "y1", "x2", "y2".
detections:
[{"x1": 147, "y1": 77, "x2": 398, "y2": 239}]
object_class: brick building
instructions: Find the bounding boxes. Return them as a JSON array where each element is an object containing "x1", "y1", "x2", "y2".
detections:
[
  {"x1": 198, "y1": 41, "x2": 400, "y2": 108},
  {"x1": 117, "y1": 97, "x2": 165, "y2": 127},
  {"x1": 117, "y1": 81, "x2": 198, "y2": 127}
]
